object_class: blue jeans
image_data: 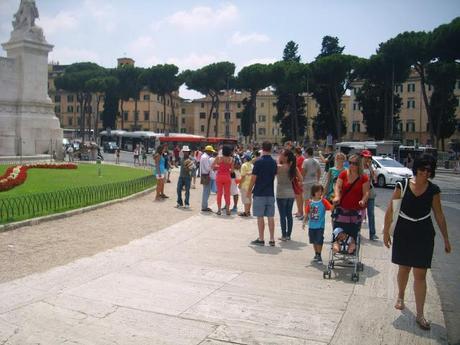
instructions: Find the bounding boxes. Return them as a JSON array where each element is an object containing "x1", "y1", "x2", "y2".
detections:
[
  {"x1": 367, "y1": 198, "x2": 376, "y2": 237},
  {"x1": 276, "y1": 198, "x2": 294, "y2": 238},
  {"x1": 210, "y1": 178, "x2": 217, "y2": 194},
  {"x1": 201, "y1": 181, "x2": 211, "y2": 209},
  {"x1": 177, "y1": 176, "x2": 191, "y2": 206}
]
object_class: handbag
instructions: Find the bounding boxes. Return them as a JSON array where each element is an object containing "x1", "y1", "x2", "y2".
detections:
[
  {"x1": 389, "y1": 178, "x2": 408, "y2": 236},
  {"x1": 200, "y1": 173, "x2": 210, "y2": 185}
]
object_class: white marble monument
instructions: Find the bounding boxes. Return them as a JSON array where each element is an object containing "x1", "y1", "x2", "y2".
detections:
[{"x1": 0, "y1": 0, "x2": 62, "y2": 156}]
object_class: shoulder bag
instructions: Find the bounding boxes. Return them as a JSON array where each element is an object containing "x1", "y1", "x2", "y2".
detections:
[{"x1": 389, "y1": 178, "x2": 408, "y2": 236}]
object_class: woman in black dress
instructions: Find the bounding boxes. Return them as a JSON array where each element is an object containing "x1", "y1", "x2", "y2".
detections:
[{"x1": 383, "y1": 154, "x2": 451, "y2": 330}]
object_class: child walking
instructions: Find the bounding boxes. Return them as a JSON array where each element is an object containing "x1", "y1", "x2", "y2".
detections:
[{"x1": 303, "y1": 184, "x2": 332, "y2": 263}]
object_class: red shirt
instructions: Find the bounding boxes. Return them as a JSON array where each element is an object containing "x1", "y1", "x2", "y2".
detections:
[
  {"x1": 338, "y1": 170, "x2": 369, "y2": 210},
  {"x1": 296, "y1": 155, "x2": 305, "y2": 171}
]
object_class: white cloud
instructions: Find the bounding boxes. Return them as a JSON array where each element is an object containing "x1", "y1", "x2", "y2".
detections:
[
  {"x1": 127, "y1": 36, "x2": 158, "y2": 67},
  {"x1": 83, "y1": 0, "x2": 115, "y2": 19},
  {"x1": 241, "y1": 57, "x2": 277, "y2": 68},
  {"x1": 49, "y1": 47, "x2": 100, "y2": 65},
  {"x1": 230, "y1": 31, "x2": 270, "y2": 45},
  {"x1": 37, "y1": 11, "x2": 78, "y2": 34},
  {"x1": 157, "y1": 3, "x2": 238, "y2": 30},
  {"x1": 180, "y1": 85, "x2": 205, "y2": 100},
  {"x1": 167, "y1": 53, "x2": 229, "y2": 71}
]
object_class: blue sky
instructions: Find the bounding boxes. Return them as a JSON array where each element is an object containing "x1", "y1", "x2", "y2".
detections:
[{"x1": 1, "y1": 0, "x2": 459, "y2": 98}]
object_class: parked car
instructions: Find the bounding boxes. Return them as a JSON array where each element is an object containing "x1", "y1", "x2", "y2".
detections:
[
  {"x1": 372, "y1": 156, "x2": 413, "y2": 187},
  {"x1": 103, "y1": 141, "x2": 119, "y2": 153}
]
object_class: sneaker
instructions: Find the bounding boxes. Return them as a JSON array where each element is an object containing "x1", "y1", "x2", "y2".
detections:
[
  {"x1": 313, "y1": 254, "x2": 320, "y2": 262},
  {"x1": 201, "y1": 208, "x2": 213, "y2": 212},
  {"x1": 231, "y1": 207, "x2": 238, "y2": 213},
  {"x1": 317, "y1": 255, "x2": 323, "y2": 264},
  {"x1": 175, "y1": 204, "x2": 183, "y2": 208},
  {"x1": 250, "y1": 239, "x2": 265, "y2": 246},
  {"x1": 184, "y1": 205, "x2": 190, "y2": 209},
  {"x1": 370, "y1": 235, "x2": 379, "y2": 241}
]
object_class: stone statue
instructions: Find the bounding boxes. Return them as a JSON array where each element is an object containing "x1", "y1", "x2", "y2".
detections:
[{"x1": 11, "y1": 0, "x2": 44, "y2": 42}]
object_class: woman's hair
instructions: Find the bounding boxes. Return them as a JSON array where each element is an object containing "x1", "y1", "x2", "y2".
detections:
[
  {"x1": 412, "y1": 154, "x2": 436, "y2": 178},
  {"x1": 282, "y1": 149, "x2": 297, "y2": 181},
  {"x1": 222, "y1": 145, "x2": 233, "y2": 157},
  {"x1": 311, "y1": 183, "x2": 324, "y2": 196},
  {"x1": 294, "y1": 147, "x2": 302, "y2": 155},
  {"x1": 335, "y1": 152, "x2": 346, "y2": 162},
  {"x1": 348, "y1": 153, "x2": 364, "y2": 176},
  {"x1": 155, "y1": 145, "x2": 163, "y2": 155}
]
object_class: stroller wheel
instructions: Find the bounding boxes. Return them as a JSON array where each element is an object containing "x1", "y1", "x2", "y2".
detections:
[
  {"x1": 357, "y1": 262, "x2": 364, "y2": 272},
  {"x1": 323, "y1": 270, "x2": 332, "y2": 279},
  {"x1": 351, "y1": 273, "x2": 359, "y2": 282}
]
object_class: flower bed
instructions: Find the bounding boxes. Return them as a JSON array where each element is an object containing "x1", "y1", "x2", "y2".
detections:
[{"x1": 0, "y1": 163, "x2": 77, "y2": 192}]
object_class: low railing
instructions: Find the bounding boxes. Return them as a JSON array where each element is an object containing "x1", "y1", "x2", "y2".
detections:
[{"x1": 0, "y1": 175, "x2": 155, "y2": 224}]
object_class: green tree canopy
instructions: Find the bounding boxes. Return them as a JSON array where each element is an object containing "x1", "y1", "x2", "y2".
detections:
[{"x1": 182, "y1": 62, "x2": 235, "y2": 137}]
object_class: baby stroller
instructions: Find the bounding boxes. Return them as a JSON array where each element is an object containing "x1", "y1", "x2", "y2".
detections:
[{"x1": 323, "y1": 207, "x2": 364, "y2": 282}]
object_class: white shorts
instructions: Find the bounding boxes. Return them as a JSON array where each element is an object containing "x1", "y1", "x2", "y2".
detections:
[{"x1": 230, "y1": 179, "x2": 239, "y2": 196}]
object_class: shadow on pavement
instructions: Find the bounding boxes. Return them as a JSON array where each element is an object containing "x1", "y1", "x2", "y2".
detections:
[
  {"x1": 277, "y1": 240, "x2": 308, "y2": 251},
  {"x1": 392, "y1": 308, "x2": 447, "y2": 344},
  {"x1": 249, "y1": 245, "x2": 282, "y2": 255}
]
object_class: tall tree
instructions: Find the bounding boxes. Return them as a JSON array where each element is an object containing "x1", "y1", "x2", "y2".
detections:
[
  {"x1": 272, "y1": 61, "x2": 309, "y2": 142},
  {"x1": 310, "y1": 52, "x2": 359, "y2": 140},
  {"x1": 141, "y1": 64, "x2": 182, "y2": 132},
  {"x1": 115, "y1": 64, "x2": 140, "y2": 130},
  {"x1": 283, "y1": 41, "x2": 301, "y2": 62},
  {"x1": 317, "y1": 35, "x2": 344, "y2": 58},
  {"x1": 426, "y1": 61, "x2": 459, "y2": 149},
  {"x1": 182, "y1": 62, "x2": 235, "y2": 137},
  {"x1": 236, "y1": 63, "x2": 272, "y2": 141},
  {"x1": 55, "y1": 62, "x2": 106, "y2": 143},
  {"x1": 86, "y1": 75, "x2": 119, "y2": 136}
]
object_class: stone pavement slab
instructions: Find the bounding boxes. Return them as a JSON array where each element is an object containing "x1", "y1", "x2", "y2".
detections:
[{"x1": 0, "y1": 201, "x2": 449, "y2": 344}]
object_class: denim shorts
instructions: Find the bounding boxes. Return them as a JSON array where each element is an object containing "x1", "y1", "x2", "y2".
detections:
[
  {"x1": 308, "y1": 228, "x2": 325, "y2": 245},
  {"x1": 252, "y1": 196, "x2": 275, "y2": 217}
]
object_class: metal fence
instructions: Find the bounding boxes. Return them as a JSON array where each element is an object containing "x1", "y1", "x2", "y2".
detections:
[{"x1": 0, "y1": 175, "x2": 155, "y2": 224}]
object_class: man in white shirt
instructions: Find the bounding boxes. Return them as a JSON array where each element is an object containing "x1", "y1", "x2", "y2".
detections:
[
  {"x1": 302, "y1": 147, "x2": 321, "y2": 201},
  {"x1": 200, "y1": 145, "x2": 215, "y2": 212}
]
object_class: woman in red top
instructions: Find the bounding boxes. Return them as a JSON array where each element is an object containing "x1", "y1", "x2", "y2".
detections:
[
  {"x1": 294, "y1": 147, "x2": 305, "y2": 218},
  {"x1": 332, "y1": 154, "x2": 370, "y2": 253},
  {"x1": 212, "y1": 145, "x2": 234, "y2": 215}
]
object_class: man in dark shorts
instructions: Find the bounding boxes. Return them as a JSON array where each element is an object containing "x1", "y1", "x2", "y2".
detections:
[{"x1": 247, "y1": 141, "x2": 277, "y2": 246}]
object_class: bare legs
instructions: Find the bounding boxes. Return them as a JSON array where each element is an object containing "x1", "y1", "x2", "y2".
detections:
[
  {"x1": 156, "y1": 178, "x2": 165, "y2": 200},
  {"x1": 295, "y1": 193, "x2": 303, "y2": 217},
  {"x1": 396, "y1": 265, "x2": 430, "y2": 328},
  {"x1": 257, "y1": 217, "x2": 275, "y2": 242}
]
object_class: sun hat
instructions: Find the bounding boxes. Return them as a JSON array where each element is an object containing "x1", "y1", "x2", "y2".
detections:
[
  {"x1": 360, "y1": 149, "x2": 372, "y2": 158},
  {"x1": 182, "y1": 145, "x2": 191, "y2": 152},
  {"x1": 204, "y1": 145, "x2": 216, "y2": 153}
]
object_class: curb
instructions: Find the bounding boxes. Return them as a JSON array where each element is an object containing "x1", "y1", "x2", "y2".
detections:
[{"x1": 0, "y1": 186, "x2": 156, "y2": 233}]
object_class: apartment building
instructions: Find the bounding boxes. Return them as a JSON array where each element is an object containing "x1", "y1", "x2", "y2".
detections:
[{"x1": 348, "y1": 69, "x2": 460, "y2": 145}]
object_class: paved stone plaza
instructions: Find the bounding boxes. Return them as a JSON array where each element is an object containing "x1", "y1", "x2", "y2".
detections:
[{"x1": 0, "y1": 169, "x2": 451, "y2": 345}]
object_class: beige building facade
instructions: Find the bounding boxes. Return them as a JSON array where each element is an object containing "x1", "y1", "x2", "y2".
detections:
[{"x1": 347, "y1": 69, "x2": 460, "y2": 146}]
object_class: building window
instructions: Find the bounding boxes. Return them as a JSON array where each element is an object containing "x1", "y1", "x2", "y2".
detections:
[
  {"x1": 199, "y1": 112, "x2": 206, "y2": 119},
  {"x1": 258, "y1": 127, "x2": 266, "y2": 135},
  {"x1": 428, "y1": 84, "x2": 432, "y2": 91},
  {"x1": 201, "y1": 102, "x2": 205, "y2": 108},
  {"x1": 181, "y1": 108, "x2": 186, "y2": 114},
  {"x1": 237, "y1": 102, "x2": 241, "y2": 108},
  {"x1": 200, "y1": 125, "x2": 205, "y2": 132},
  {"x1": 236, "y1": 112, "x2": 242, "y2": 119},
  {"x1": 157, "y1": 111, "x2": 160, "y2": 122},
  {"x1": 260, "y1": 102, "x2": 264, "y2": 108},
  {"x1": 67, "y1": 95, "x2": 74, "y2": 102},
  {"x1": 67, "y1": 105, "x2": 73, "y2": 112},
  {"x1": 407, "y1": 99, "x2": 416, "y2": 109},
  {"x1": 54, "y1": 95, "x2": 61, "y2": 102},
  {"x1": 406, "y1": 120, "x2": 415, "y2": 132},
  {"x1": 225, "y1": 102, "x2": 230, "y2": 110},
  {"x1": 353, "y1": 103, "x2": 357, "y2": 111},
  {"x1": 212, "y1": 112, "x2": 217, "y2": 119},
  {"x1": 180, "y1": 128, "x2": 186, "y2": 133},
  {"x1": 157, "y1": 95, "x2": 160, "y2": 101},
  {"x1": 77, "y1": 118, "x2": 81, "y2": 126},
  {"x1": 407, "y1": 83, "x2": 416, "y2": 92},
  {"x1": 144, "y1": 111, "x2": 150, "y2": 121},
  {"x1": 395, "y1": 84, "x2": 403, "y2": 93},
  {"x1": 258, "y1": 115, "x2": 266, "y2": 122},
  {"x1": 55, "y1": 106, "x2": 61, "y2": 113},
  {"x1": 224, "y1": 112, "x2": 231, "y2": 120},
  {"x1": 123, "y1": 111, "x2": 128, "y2": 121},
  {"x1": 143, "y1": 94, "x2": 150, "y2": 101},
  {"x1": 68, "y1": 117, "x2": 73, "y2": 126},
  {"x1": 181, "y1": 118, "x2": 185, "y2": 124},
  {"x1": 237, "y1": 125, "x2": 241, "y2": 132},
  {"x1": 352, "y1": 121, "x2": 360, "y2": 133}
]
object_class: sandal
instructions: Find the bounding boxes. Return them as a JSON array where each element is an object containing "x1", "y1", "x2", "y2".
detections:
[
  {"x1": 394, "y1": 298, "x2": 405, "y2": 310},
  {"x1": 216, "y1": 210, "x2": 222, "y2": 215},
  {"x1": 416, "y1": 316, "x2": 431, "y2": 330},
  {"x1": 269, "y1": 240, "x2": 275, "y2": 247}
]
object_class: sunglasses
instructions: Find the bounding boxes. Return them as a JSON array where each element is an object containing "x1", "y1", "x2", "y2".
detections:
[
  {"x1": 349, "y1": 161, "x2": 359, "y2": 166},
  {"x1": 418, "y1": 166, "x2": 432, "y2": 172}
]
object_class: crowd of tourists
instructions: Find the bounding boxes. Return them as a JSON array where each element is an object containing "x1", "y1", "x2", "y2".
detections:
[{"x1": 152, "y1": 139, "x2": 451, "y2": 331}]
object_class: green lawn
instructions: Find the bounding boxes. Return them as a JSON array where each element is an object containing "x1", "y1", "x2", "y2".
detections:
[
  {"x1": 0, "y1": 163, "x2": 152, "y2": 199},
  {"x1": 0, "y1": 163, "x2": 155, "y2": 224}
]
